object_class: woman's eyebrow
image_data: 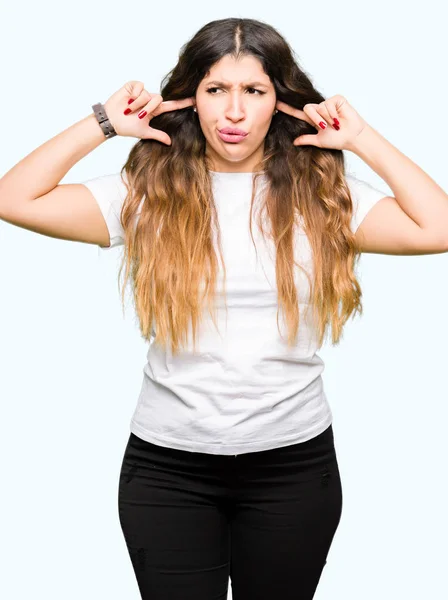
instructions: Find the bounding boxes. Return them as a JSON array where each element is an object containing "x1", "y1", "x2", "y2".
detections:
[{"x1": 205, "y1": 80, "x2": 270, "y2": 88}]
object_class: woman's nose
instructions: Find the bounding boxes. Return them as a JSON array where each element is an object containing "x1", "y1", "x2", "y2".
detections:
[{"x1": 225, "y1": 95, "x2": 246, "y2": 118}]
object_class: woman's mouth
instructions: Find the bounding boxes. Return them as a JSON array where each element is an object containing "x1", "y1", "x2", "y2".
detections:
[{"x1": 217, "y1": 130, "x2": 248, "y2": 144}]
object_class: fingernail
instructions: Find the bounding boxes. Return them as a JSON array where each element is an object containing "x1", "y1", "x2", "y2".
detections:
[
  {"x1": 123, "y1": 108, "x2": 132, "y2": 115},
  {"x1": 334, "y1": 124, "x2": 340, "y2": 131},
  {"x1": 319, "y1": 121, "x2": 326, "y2": 129},
  {"x1": 138, "y1": 110, "x2": 147, "y2": 119},
  {"x1": 333, "y1": 118, "x2": 340, "y2": 126},
  {"x1": 128, "y1": 98, "x2": 135, "y2": 105}
]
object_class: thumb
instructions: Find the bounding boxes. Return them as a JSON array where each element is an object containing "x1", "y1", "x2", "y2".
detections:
[
  {"x1": 294, "y1": 135, "x2": 320, "y2": 147},
  {"x1": 124, "y1": 80, "x2": 145, "y2": 98}
]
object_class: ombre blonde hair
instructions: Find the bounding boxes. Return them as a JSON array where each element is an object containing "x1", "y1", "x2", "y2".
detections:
[{"x1": 117, "y1": 17, "x2": 363, "y2": 355}]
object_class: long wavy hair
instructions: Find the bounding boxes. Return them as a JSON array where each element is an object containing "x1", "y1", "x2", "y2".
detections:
[{"x1": 118, "y1": 17, "x2": 364, "y2": 355}]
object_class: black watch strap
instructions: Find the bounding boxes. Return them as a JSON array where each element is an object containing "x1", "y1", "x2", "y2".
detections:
[{"x1": 92, "y1": 103, "x2": 117, "y2": 139}]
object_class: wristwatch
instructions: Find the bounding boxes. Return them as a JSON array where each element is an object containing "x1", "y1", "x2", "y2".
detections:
[{"x1": 92, "y1": 102, "x2": 117, "y2": 139}]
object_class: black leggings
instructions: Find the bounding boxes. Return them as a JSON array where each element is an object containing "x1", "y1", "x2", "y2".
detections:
[{"x1": 118, "y1": 424, "x2": 343, "y2": 600}]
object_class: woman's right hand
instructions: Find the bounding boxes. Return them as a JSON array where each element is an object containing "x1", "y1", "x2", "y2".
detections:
[{"x1": 103, "y1": 80, "x2": 195, "y2": 144}]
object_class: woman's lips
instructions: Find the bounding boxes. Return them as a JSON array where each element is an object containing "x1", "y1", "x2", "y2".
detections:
[{"x1": 217, "y1": 130, "x2": 248, "y2": 143}]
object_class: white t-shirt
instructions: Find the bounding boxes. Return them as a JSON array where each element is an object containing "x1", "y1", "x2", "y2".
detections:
[{"x1": 82, "y1": 169, "x2": 387, "y2": 455}]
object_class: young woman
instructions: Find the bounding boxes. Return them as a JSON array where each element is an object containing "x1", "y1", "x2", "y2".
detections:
[{"x1": 1, "y1": 17, "x2": 447, "y2": 600}]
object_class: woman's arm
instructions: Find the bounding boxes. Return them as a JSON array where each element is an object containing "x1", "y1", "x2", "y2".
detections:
[
  {"x1": 0, "y1": 113, "x2": 107, "y2": 205},
  {"x1": 0, "y1": 115, "x2": 115, "y2": 248}
]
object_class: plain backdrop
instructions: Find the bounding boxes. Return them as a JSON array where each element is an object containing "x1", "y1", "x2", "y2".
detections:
[{"x1": 0, "y1": 1, "x2": 447, "y2": 599}]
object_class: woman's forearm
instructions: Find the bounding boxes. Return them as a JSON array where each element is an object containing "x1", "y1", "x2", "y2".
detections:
[
  {"x1": 0, "y1": 113, "x2": 108, "y2": 203},
  {"x1": 347, "y1": 124, "x2": 448, "y2": 237}
]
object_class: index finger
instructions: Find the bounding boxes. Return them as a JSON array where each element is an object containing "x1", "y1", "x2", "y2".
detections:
[
  {"x1": 153, "y1": 97, "x2": 195, "y2": 115},
  {"x1": 275, "y1": 100, "x2": 313, "y2": 126}
]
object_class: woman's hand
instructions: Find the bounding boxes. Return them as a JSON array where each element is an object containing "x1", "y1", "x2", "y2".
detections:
[
  {"x1": 104, "y1": 80, "x2": 195, "y2": 143},
  {"x1": 276, "y1": 95, "x2": 368, "y2": 151}
]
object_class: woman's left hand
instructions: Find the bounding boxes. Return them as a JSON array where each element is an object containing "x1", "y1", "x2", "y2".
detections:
[{"x1": 276, "y1": 95, "x2": 368, "y2": 151}]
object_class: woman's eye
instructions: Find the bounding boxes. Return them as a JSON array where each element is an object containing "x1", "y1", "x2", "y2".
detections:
[{"x1": 206, "y1": 87, "x2": 265, "y2": 95}]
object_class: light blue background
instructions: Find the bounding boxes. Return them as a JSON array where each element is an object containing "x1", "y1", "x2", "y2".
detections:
[{"x1": 0, "y1": 1, "x2": 447, "y2": 598}]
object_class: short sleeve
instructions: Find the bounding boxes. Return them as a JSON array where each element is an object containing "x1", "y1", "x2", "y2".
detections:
[
  {"x1": 345, "y1": 173, "x2": 389, "y2": 234},
  {"x1": 81, "y1": 172, "x2": 129, "y2": 249}
]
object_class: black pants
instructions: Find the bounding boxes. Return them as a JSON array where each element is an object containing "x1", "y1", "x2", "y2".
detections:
[{"x1": 118, "y1": 424, "x2": 343, "y2": 600}]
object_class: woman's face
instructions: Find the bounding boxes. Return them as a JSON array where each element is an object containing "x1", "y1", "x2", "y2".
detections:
[{"x1": 195, "y1": 54, "x2": 276, "y2": 173}]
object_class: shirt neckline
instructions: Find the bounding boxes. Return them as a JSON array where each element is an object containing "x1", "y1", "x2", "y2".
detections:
[{"x1": 209, "y1": 170, "x2": 265, "y2": 175}]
